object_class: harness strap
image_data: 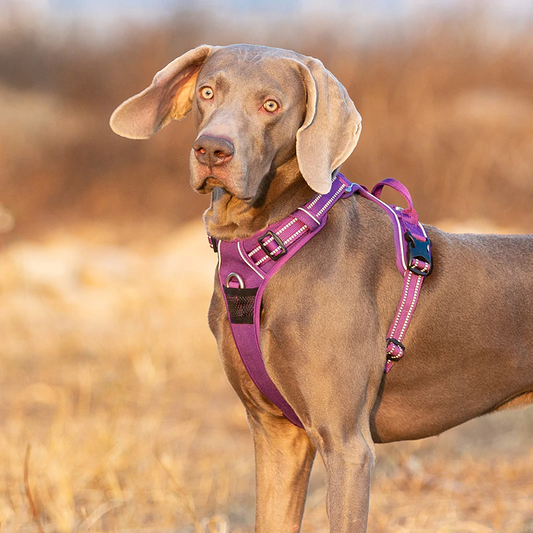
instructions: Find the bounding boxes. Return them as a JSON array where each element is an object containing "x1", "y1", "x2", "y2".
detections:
[
  {"x1": 384, "y1": 261, "x2": 430, "y2": 372},
  {"x1": 209, "y1": 173, "x2": 431, "y2": 427},
  {"x1": 353, "y1": 179, "x2": 432, "y2": 372}
]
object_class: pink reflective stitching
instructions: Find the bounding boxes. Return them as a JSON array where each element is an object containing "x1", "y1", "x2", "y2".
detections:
[
  {"x1": 306, "y1": 193, "x2": 323, "y2": 209},
  {"x1": 254, "y1": 224, "x2": 309, "y2": 266},
  {"x1": 283, "y1": 225, "x2": 308, "y2": 246},
  {"x1": 389, "y1": 271, "x2": 412, "y2": 338},
  {"x1": 398, "y1": 274, "x2": 423, "y2": 340},
  {"x1": 316, "y1": 184, "x2": 346, "y2": 217}
]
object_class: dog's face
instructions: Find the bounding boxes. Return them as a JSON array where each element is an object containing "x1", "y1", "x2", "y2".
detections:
[
  {"x1": 110, "y1": 44, "x2": 362, "y2": 201},
  {"x1": 189, "y1": 48, "x2": 307, "y2": 201}
]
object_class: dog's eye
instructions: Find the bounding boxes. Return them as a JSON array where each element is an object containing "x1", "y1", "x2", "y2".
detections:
[
  {"x1": 263, "y1": 100, "x2": 279, "y2": 113},
  {"x1": 200, "y1": 87, "x2": 214, "y2": 100}
]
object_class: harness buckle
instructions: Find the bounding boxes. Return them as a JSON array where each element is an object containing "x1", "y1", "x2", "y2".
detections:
[
  {"x1": 405, "y1": 231, "x2": 432, "y2": 276},
  {"x1": 258, "y1": 231, "x2": 287, "y2": 261}
]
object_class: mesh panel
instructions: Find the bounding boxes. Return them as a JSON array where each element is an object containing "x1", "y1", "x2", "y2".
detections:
[{"x1": 223, "y1": 287, "x2": 259, "y2": 324}]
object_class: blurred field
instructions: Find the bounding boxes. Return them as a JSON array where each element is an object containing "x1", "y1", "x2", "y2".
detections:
[
  {"x1": 2, "y1": 11, "x2": 533, "y2": 239},
  {"x1": 1, "y1": 6, "x2": 533, "y2": 533},
  {"x1": 0, "y1": 221, "x2": 532, "y2": 532}
]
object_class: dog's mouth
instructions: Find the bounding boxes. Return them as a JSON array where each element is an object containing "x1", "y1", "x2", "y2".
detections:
[
  {"x1": 196, "y1": 176, "x2": 253, "y2": 202},
  {"x1": 197, "y1": 176, "x2": 226, "y2": 193}
]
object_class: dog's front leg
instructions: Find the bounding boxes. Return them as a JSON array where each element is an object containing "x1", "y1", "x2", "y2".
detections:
[
  {"x1": 248, "y1": 411, "x2": 316, "y2": 533},
  {"x1": 209, "y1": 290, "x2": 316, "y2": 532},
  {"x1": 305, "y1": 412, "x2": 375, "y2": 533},
  {"x1": 321, "y1": 432, "x2": 374, "y2": 532},
  {"x1": 285, "y1": 344, "x2": 380, "y2": 533}
]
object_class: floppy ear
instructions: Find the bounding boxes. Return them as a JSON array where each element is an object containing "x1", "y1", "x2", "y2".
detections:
[
  {"x1": 109, "y1": 45, "x2": 216, "y2": 139},
  {"x1": 295, "y1": 57, "x2": 362, "y2": 194}
]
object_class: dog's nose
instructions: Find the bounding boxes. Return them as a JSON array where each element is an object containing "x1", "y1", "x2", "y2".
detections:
[{"x1": 193, "y1": 135, "x2": 234, "y2": 167}]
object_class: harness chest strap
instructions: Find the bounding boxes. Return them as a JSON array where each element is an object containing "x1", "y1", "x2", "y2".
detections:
[{"x1": 209, "y1": 174, "x2": 432, "y2": 428}]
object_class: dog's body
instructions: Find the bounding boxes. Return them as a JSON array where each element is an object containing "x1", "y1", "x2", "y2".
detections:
[{"x1": 111, "y1": 44, "x2": 533, "y2": 533}]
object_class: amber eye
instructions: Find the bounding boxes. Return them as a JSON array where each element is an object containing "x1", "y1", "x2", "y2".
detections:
[
  {"x1": 263, "y1": 100, "x2": 279, "y2": 113},
  {"x1": 200, "y1": 87, "x2": 214, "y2": 100}
]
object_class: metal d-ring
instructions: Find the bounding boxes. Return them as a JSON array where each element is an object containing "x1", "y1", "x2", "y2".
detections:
[{"x1": 226, "y1": 272, "x2": 245, "y2": 289}]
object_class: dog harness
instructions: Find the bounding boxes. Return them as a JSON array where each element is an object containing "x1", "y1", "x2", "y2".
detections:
[{"x1": 208, "y1": 173, "x2": 432, "y2": 428}]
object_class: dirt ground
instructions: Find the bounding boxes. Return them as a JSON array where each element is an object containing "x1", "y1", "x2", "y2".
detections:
[{"x1": 0, "y1": 220, "x2": 531, "y2": 533}]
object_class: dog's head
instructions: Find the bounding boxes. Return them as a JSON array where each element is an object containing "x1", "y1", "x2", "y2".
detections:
[{"x1": 110, "y1": 44, "x2": 361, "y2": 199}]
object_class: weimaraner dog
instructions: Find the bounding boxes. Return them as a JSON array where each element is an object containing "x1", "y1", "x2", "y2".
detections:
[{"x1": 110, "y1": 44, "x2": 533, "y2": 532}]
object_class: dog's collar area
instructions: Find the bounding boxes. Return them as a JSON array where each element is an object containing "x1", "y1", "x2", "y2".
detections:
[
  {"x1": 208, "y1": 173, "x2": 432, "y2": 427},
  {"x1": 209, "y1": 175, "x2": 354, "y2": 277}
]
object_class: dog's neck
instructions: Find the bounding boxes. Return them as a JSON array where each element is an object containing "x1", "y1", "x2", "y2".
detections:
[{"x1": 203, "y1": 157, "x2": 315, "y2": 241}]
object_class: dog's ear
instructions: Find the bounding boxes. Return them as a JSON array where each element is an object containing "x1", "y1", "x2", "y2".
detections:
[
  {"x1": 110, "y1": 45, "x2": 216, "y2": 139},
  {"x1": 295, "y1": 57, "x2": 362, "y2": 194}
]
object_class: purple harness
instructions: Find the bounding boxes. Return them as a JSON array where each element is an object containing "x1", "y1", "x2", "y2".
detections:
[{"x1": 208, "y1": 173, "x2": 431, "y2": 428}]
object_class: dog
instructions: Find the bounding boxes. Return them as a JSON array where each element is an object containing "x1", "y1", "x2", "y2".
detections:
[{"x1": 110, "y1": 44, "x2": 533, "y2": 532}]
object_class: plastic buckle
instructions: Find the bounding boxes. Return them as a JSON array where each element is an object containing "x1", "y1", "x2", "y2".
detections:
[
  {"x1": 341, "y1": 180, "x2": 359, "y2": 198},
  {"x1": 405, "y1": 231, "x2": 432, "y2": 276},
  {"x1": 258, "y1": 231, "x2": 287, "y2": 261},
  {"x1": 343, "y1": 182, "x2": 354, "y2": 193}
]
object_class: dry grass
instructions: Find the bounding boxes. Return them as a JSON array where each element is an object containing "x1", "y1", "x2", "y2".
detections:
[
  {"x1": 0, "y1": 222, "x2": 248, "y2": 532},
  {"x1": 0, "y1": 221, "x2": 531, "y2": 532}
]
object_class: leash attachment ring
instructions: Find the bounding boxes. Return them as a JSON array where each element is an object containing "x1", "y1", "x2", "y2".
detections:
[
  {"x1": 226, "y1": 272, "x2": 245, "y2": 289},
  {"x1": 224, "y1": 273, "x2": 258, "y2": 326}
]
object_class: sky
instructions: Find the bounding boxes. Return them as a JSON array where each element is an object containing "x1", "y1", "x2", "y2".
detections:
[
  {"x1": 2, "y1": 0, "x2": 533, "y2": 34},
  {"x1": 6, "y1": 0, "x2": 533, "y2": 20}
]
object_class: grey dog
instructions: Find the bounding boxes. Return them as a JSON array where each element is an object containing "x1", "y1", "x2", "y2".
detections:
[{"x1": 110, "y1": 44, "x2": 533, "y2": 533}]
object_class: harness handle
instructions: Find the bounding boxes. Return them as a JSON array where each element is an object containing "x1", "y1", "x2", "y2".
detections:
[{"x1": 371, "y1": 178, "x2": 419, "y2": 226}]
